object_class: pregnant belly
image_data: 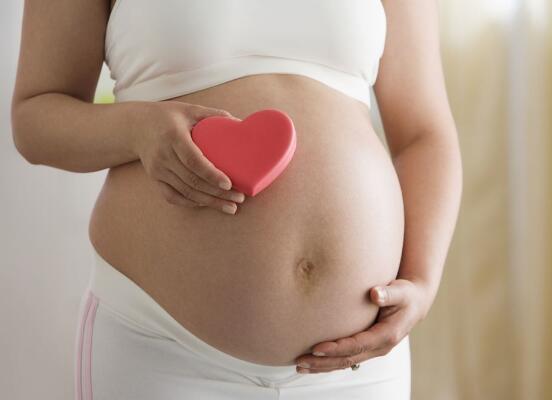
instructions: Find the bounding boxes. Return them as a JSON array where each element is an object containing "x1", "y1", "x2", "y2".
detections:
[{"x1": 88, "y1": 74, "x2": 405, "y2": 366}]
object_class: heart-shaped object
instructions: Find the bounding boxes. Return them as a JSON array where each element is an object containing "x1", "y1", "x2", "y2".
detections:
[{"x1": 191, "y1": 109, "x2": 297, "y2": 197}]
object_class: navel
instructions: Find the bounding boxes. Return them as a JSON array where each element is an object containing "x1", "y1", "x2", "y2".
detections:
[
  {"x1": 296, "y1": 257, "x2": 315, "y2": 277},
  {"x1": 294, "y1": 257, "x2": 320, "y2": 295}
]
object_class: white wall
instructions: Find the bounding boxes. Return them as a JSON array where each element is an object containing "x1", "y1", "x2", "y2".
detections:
[{"x1": 1, "y1": 3, "x2": 108, "y2": 399}]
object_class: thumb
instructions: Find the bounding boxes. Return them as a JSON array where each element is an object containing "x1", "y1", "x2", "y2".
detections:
[
  {"x1": 370, "y1": 280, "x2": 409, "y2": 307},
  {"x1": 190, "y1": 105, "x2": 240, "y2": 123}
]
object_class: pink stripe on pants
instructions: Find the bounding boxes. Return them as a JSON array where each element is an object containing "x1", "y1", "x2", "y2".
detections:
[{"x1": 75, "y1": 290, "x2": 99, "y2": 400}]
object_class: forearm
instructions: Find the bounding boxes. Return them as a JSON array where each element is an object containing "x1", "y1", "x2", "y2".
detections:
[
  {"x1": 11, "y1": 93, "x2": 147, "y2": 172},
  {"x1": 392, "y1": 132, "x2": 463, "y2": 312}
]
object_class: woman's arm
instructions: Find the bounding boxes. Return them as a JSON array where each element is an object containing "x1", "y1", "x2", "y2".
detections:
[
  {"x1": 11, "y1": 0, "x2": 143, "y2": 172},
  {"x1": 10, "y1": 0, "x2": 245, "y2": 214},
  {"x1": 374, "y1": 0, "x2": 463, "y2": 310}
]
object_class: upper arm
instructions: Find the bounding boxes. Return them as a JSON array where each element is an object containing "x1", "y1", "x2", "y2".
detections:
[
  {"x1": 11, "y1": 0, "x2": 110, "y2": 107},
  {"x1": 374, "y1": 0, "x2": 457, "y2": 156}
]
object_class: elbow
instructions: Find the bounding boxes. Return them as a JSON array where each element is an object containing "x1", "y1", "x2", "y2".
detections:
[
  {"x1": 391, "y1": 124, "x2": 464, "y2": 187},
  {"x1": 14, "y1": 139, "x2": 40, "y2": 166},
  {"x1": 390, "y1": 125, "x2": 460, "y2": 159},
  {"x1": 435, "y1": 126, "x2": 464, "y2": 201},
  {"x1": 12, "y1": 131, "x2": 40, "y2": 166},
  {"x1": 11, "y1": 103, "x2": 40, "y2": 165}
]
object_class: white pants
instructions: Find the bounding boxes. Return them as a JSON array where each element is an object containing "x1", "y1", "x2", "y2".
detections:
[{"x1": 74, "y1": 248, "x2": 411, "y2": 399}]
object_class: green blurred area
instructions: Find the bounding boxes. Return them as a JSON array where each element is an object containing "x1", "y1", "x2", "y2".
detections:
[
  {"x1": 94, "y1": 90, "x2": 115, "y2": 104},
  {"x1": 94, "y1": 64, "x2": 116, "y2": 104}
]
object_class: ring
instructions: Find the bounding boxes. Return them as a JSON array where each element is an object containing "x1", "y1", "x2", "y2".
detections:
[{"x1": 351, "y1": 363, "x2": 360, "y2": 371}]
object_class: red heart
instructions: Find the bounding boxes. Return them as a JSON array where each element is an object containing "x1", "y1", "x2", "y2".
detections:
[{"x1": 191, "y1": 109, "x2": 297, "y2": 197}]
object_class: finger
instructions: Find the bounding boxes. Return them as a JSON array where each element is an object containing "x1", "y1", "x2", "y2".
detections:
[
  {"x1": 296, "y1": 324, "x2": 402, "y2": 373},
  {"x1": 155, "y1": 180, "x2": 197, "y2": 208},
  {"x1": 370, "y1": 281, "x2": 410, "y2": 307},
  {"x1": 160, "y1": 168, "x2": 239, "y2": 214},
  {"x1": 299, "y1": 331, "x2": 401, "y2": 374},
  {"x1": 188, "y1": 104, "x2": 240, "y2": 124},
  {"x1": 309, "y1": 320, "x2": 396, "y2": 358},
  {"x1": 172, "y1": 133, "x2": 233, "y2": 191},
  {"x1": 167, "y1": 149, "x2": 245, "y2": 204},
  {"x1": 296, "y1": 353, "x2": 366, "y2": 374}
]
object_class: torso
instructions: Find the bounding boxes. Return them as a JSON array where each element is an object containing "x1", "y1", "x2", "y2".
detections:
[{"x1": 90, "y1": 1, "x2": 404, "y2": 366}]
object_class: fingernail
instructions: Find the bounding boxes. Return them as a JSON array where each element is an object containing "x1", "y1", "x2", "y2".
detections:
[
  {"x1": 298, "y1": 362, "x2": 310, "y2": 368},
  {"x1": 231, "y1": 193, "x2": 245, "y2": 203},
  {"x1": 222, "y1": 204, "x2": 237, "y2": 215},
  {"x1": 297, "y1": 367, "x2": 310, "y2": 374},
  {"x1": 219, "y1": 181, "x2": 232, "y2": 190},
  {"x1": 376, "y1": 287, "x2": 386, "y2": 303},
  {"x1": 313, "y1": 351, "x2": 325, "y2": 356}
]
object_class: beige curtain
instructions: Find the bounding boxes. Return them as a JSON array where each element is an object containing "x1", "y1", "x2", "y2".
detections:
[{"x1": 407, "y1": 1, "x2": 552, "y2": 399}]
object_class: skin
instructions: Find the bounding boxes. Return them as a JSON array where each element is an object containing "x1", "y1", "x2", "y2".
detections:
[
  {"x1": 11, "y1": 0, "x2": 462, "y2": 375},
  {"x1": 295, "y1": 0, "x2": 463, "y2": 373}
]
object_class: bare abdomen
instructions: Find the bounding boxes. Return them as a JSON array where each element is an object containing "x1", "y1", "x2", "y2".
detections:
[{"x1": 88, "y1": 74, "x2": 405, "y2": 365}]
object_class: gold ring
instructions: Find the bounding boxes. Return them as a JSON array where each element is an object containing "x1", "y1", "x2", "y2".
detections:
[{"x1": 351, "y1": 363, "x2": 360, "y2": 371}]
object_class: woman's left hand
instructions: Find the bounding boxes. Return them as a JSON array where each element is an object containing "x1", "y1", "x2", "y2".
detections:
[{"x1": 294, "y1": 278, "x2": 432, "y2": 374}]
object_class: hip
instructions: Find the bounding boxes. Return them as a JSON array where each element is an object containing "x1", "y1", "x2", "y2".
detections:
[{"x1": 74, "y1": 250, "x2": 411, "y2": 399}]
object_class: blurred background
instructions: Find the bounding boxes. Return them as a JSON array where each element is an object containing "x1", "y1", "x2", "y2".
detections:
[{"x1": 1, "y1": 1, "x2": 550, "y2": 399}]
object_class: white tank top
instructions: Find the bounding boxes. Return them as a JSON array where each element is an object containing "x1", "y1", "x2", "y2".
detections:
[{"x1": 105, "y1": 0, "x2": 386, "y2": 108}]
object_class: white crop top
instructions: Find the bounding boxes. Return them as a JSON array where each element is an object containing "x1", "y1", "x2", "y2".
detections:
[{"x1": 104, "y1": 0, "x2": 387, "y2": 108}]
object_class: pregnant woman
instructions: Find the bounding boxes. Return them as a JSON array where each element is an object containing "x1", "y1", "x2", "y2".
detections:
[{"x1": 11, "y1": 0, "x2": 462, "y2": 399}]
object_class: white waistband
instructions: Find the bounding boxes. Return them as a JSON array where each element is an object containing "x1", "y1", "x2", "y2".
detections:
[
  {"x1": 88, "y1": 246, "x2": 301, "y2": 379},
  {"x1": 113, "y1": 54, "x2": 372, "y2": 109}
]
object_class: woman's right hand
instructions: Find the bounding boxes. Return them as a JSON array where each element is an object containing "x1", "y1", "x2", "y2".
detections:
[{"x1": 132, "y1": 100, "x2": 246, "y2": 215}]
